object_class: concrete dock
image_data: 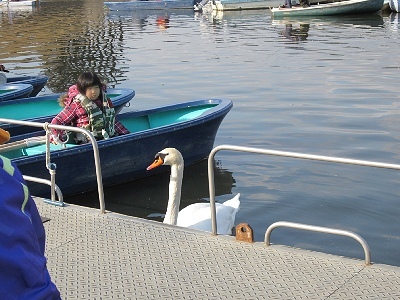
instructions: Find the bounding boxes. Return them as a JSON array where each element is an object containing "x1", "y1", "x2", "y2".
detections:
[{"x1": 36, "y1": 197, "x2": 400, "y2": 299}]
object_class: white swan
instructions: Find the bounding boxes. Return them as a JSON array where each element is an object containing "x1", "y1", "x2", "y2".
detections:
[{"x1": 147, "y1": 147, "x2": 240, "y2": 235}]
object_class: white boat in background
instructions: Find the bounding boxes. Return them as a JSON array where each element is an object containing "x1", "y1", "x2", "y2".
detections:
[
  {"x1": 389, "y1": 0, "x2": 399, "y2": 11},
  {"x1": 194, "y1": 0, "x2": 282, "y2": 11},
  {"x1": 0, "y1": 0, "x2": 37, "y2": 8}
]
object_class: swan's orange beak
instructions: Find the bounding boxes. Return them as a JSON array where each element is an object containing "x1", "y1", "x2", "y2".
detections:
[{"x1": 146, "y1": 157, "x2": 164, "y2": 171}]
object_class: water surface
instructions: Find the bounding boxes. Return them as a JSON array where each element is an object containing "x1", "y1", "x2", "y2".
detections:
[{"x1": 1, "y1": 1, "x2": 400, "y2": 266}]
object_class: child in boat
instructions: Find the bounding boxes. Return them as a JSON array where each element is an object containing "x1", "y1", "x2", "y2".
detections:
[
  {"x1": 0, "y1": 135, "x2": 61, "y2": 299},
  {"x1": 50, "y1": 71, "x2": 129, "y2": 144},
  {"x1": 0, "y1": 64, "x2": 8, "y2": 84}
]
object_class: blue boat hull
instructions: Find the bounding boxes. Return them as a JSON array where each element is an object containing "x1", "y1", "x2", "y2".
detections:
[
  {"x1": 0, "y1": 83, "x2": 33, "y2": 101},
  {"x1": 7, "y1": 75, "x2": 49, "y2": 97},
  {"x1": 104, "y1": 0, "x2": 198, "y2": 10},
  {"x1": 6, "y1": 98, "x2": 232, "y2": 197},
  {"x1": 0, "y1": 88, "x2": 135, "y2": 136}
]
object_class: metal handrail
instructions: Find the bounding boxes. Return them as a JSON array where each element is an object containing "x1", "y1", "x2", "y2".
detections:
[
  {"x1": 265, "y1": 221, "x2": 371, "y2": 265},
  {"x1": 0, "y1": 118, "x2": 106, "y2": 213},
  {"x1": 207, "y1": 145, "x2": 400, "y2": 256}
]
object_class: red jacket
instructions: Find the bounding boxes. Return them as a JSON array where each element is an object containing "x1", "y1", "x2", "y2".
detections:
[{"x1": 51, "y1": 85, "x2": 129, "y2": 142}]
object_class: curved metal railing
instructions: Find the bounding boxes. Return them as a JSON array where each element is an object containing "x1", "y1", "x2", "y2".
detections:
[
  {"x1": 23, "y1": 175, "x2": 64, "y2": 206},
  {"x1": 265, "y1": 221, "x2": 371, "y2": 265},
  {"x1": 0, "y1": 118, "x2": 105, "y2": 213}
]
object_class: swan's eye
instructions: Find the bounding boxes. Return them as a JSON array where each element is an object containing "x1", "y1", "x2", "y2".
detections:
[
  {"x1": 155, "y1": 152, "x2": 168, "y2": 159},
  {"x1": 158, "y1": 153, "x2": 168, "y2": 161}
]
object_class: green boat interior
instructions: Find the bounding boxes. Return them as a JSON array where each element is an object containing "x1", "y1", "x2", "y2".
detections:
[
  {"x1": 122, "y1": 104, "x2": 215, "y2": 133},
  {"x1": 0, "y1": 93, "x2": 121, "y2": 120}
]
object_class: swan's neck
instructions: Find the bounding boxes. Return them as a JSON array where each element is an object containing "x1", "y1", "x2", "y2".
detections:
[{"x1": 163, "y1": 162, "x2": 183, "y2": 225}]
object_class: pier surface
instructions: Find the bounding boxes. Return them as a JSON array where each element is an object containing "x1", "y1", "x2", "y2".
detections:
[{"x1": 35, "y1": 198, "x2": 400, "y2": 299}]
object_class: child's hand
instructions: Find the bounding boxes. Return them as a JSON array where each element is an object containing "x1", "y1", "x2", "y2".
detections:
[{"x1": 50, "y1": 135, "x2": 61, "y2": 145}]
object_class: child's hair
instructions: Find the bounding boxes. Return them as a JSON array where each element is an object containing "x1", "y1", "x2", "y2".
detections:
[
  {"x1": 58, "y1": 93, "x2": 68, "y2": 107},
  {"x1": 76, "y1": 72, "x2": 104, "y2": 95}
]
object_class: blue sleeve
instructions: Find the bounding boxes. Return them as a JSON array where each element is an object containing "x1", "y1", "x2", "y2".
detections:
[{"x1": 0, "y1": 156, "x2": 61, "y2": 299}]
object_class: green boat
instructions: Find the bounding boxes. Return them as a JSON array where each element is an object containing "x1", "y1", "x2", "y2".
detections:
[{"x1": 271, "y1": 0, "x2": 384, "y2": 17}]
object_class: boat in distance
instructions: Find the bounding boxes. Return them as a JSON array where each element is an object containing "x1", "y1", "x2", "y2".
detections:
[
  {"x1": 195, "y1": 0, "x2": 282, "y2": 11},
  {"x1": 0, "y1": 83, "x2": 33, "y2": 101},
  {"x1": 1, "y1": 98, "x2": 232, "y2": 197},
  {"x1": 104, "y1": 0, "x2": 199, "y2": 10},
  {"x1": 6, "y1": 75, "x2": 49, "y2": 97},
  {"x1": 0, "y1": 88, "x2": 135, "y2": 137},
  {"x1": 270, "y1": 0, "x2": 384, "y2": 16}
]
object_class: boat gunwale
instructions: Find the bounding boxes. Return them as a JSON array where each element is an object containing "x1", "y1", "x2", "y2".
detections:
[{"x1": 6, "y1": 75, "x2": 49, "y2": 85}]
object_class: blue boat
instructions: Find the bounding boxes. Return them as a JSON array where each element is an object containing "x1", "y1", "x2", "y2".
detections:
[
  {"x1": 104, "y1": 0, "x2": 199, "y2": 10},
  {"x1": 6, "y1": 75, "x2": 49, "y2": 97},
  {"x1": 0, "y1": 83, "x2": 33, "y2": 101},
  {"x1": 0, "y1": 98, "x2": 232, "y2": 197},
  {"x1": 0, "y1": 88, "x2": 135, "y2": 136}
]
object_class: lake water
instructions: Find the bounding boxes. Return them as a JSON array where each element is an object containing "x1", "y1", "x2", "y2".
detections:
[{"x1": 1, "y1": 0, "x2": 400, "y2": 266}]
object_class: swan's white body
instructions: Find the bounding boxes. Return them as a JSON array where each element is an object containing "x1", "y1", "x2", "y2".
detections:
[
  {"x1": 176, "y1": 194, "x2": 240, "y2": 234},
  {"x1": 147, "y1": 148, "x2": 240, "y2": 235}
]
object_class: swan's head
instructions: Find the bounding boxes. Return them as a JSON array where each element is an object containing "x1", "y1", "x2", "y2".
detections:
[{"x1": 147, "y1": 147, "x2": 183, "y2": 170}]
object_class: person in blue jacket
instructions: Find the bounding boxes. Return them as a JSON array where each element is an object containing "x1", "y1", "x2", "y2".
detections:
[{"x1": 0, "y1": 129, "x2": 61, "y2": 299}]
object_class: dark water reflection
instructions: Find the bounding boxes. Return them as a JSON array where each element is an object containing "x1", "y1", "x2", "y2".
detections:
[
  {"x1": 68, "y1": 159, "x2": 235, "y2": 221},
  {"x1": 1, "y1": 0, "x2": 400, "y2": 266}
]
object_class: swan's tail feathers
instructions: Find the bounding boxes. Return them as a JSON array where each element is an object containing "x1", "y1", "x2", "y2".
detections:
[{"x1": 222, "y1": 193, "x2": 240, "y2": 211}]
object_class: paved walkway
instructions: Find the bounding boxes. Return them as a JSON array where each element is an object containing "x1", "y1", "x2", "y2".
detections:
[{"x1": 35, "y1": 198, "x2": 400, "y2": 299}]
